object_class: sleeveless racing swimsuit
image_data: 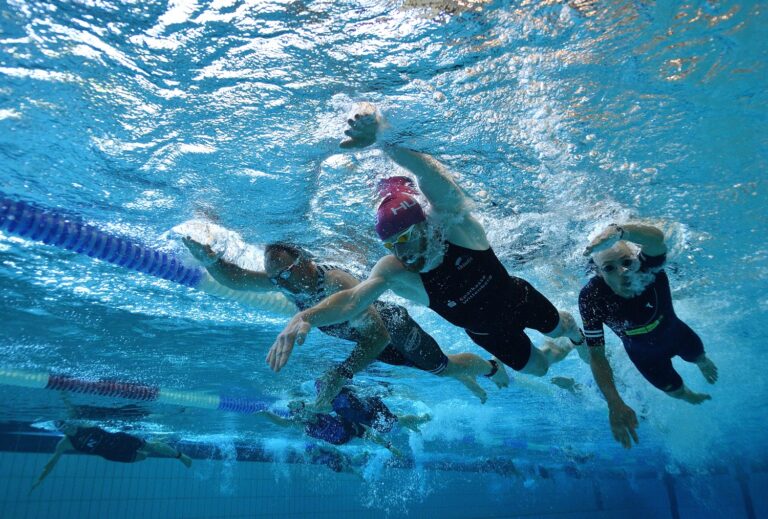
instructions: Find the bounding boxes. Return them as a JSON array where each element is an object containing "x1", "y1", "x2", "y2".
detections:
[
  {"x1": 418, "y1": 242, "x2": 518, "y2": 333},
  {"x1": 290, "y1": 264, "x2": 363, "y2": 342}
]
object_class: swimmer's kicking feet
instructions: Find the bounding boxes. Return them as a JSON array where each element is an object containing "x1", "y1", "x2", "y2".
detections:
[{"x1": 696, "y1": 355, "x2": 719, "y2": 384}]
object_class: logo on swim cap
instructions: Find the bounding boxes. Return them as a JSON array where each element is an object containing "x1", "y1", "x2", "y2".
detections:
[{"x1": 375, "y1": 193, "x2": 426, "y2": 239}]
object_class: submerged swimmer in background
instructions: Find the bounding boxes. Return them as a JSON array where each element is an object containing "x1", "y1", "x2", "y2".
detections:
[
  {"x1": 579, "y1": 223, "x2": 718, "y2": 448},
  {"x1": 31, "y1": 422, "x2": 191, "y2": 492},
  {"x1": 183, "y1": 239, "x2": 508, "y2": 407},
  {"x1": 268, "y1": 102, "x2": 585, "y2": 380},
  {"x1": 259, "y1": 386, "x2": 429, "y2": 456}
]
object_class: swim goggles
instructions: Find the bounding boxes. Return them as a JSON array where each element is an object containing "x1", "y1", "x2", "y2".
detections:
[
  {"x1": 383, "y1": 224, "x2": 418, "y2": 250},
  {"x1": 600, "y1": 258, "x2": 639, "y2": 274},
  {"x1": 269, "y1": 257, "x2": 301, "y2": 284}
]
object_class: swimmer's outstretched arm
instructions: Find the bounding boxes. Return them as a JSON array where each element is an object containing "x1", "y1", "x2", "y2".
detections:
[
  {"x1": 30, "y1": 436, "x2": 72, "y2": 493},
  {"x1": 182, "y1": 237, "x2": 272, "y2": 291},
  {"x1": 589, "y1": 346, "x2": 639, "y2": 449},
  {"x1": 267, "y1": 257, "x2": 398, "y2": 372},
  {"x1": 259, "y1": 411, "x2": 301, "y2": 429},
  {"x1": 585, "y1": 224, "x2": 667, "y2": 257},
  {"x1": 341, "y1": 102, "x2": 489, "y2": 247},
  {"x1": 340, "y1": 102, "x2": 468, "y2": 217},
  {"x1": 382, "y1": 147, "x2": 467, "y2": 215}
]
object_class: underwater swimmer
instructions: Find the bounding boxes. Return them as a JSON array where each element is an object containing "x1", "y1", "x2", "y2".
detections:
[
  {"x1": 269, "y1": 102, "x2": 584, "y2": 379},
  {"x1": 31, "y1": 422, "x2": 191, "y2": 492},
  {"x1": 259, "y1": 387, "x2": 430, "y2": 456},
  {"x1": 183, "y1": 239, "x2": 506, "y2": 407},
  {"x1": 579, "y1": 223, "x2": 718, "y2": 448}
]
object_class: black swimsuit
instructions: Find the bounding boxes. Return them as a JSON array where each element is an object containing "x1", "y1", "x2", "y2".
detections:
[
  {"x1": 419, "y1": 242, "x2": 560, "y2": 370},
  {"x1": 578, "y1": 253, "x2": 704, "y2": 392},
  {"x1": 291, "y1": 264, "x2": 448, "y2": 374},
  {"x1": 68, "y1": 427, "x2": 145, "y2": 463}
]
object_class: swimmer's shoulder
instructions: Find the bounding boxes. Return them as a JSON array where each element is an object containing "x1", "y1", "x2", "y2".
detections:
[
  {"x1": 371, "y1": 254, "x2": 410, "y2": 281},
  {"x1": 324, "y1": 267, "x2": 361, "y2": 292},
  {"x1": 579, "y1": 276, "x2": 610, "y2": 301}
]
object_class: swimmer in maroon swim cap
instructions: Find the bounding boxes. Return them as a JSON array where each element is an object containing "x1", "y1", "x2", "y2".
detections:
[{"x1": 268, "y1": 102, "x2": 586, "y2": 383}]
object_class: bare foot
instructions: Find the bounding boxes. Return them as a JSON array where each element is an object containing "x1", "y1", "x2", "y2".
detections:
[
  {"x1": 489, "y1": 358, "x2": 510, "y2": 388},
  {"x1": 696, "y1": 356, "x2": 718, "y2": 384},
  {"x1": 682, "y1": 391, "x2": 711, "y2": 405},
  {"x1": 551, "y1": 376, "x2": 582, "y2": 395},
  {"x1": 178, "y1": 453, "x2": 192, "y2": 468},
  {"x1": 399, "y1": 413, "x2": 431, "y2": 431}
]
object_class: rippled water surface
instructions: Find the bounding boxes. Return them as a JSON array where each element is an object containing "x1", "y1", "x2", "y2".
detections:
[{"x1": 1, "y1": 0, "x2": 766, "y2": 482}]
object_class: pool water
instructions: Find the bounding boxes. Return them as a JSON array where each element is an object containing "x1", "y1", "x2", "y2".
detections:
[{"x1": 1, "y1": 0, "x2": 766, "y2": 517}]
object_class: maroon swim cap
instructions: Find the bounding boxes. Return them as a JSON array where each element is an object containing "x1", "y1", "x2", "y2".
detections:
[
  {"x1": 375, "y1": 193, "x2": 426, "y2": 239},
  {"x1": 376, "y1": 176, "x2": 417, "y2": 198}
]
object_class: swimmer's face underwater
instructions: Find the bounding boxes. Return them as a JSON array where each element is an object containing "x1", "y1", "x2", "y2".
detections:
[
  {"x1": 383, "y1": 221, "x2": 430, "y2": 272},
  {"x1": 264, "y1": 251, "x2": 314, "y2": 293},
  {"x1": 594, "y1": 242, "x2": 643, "y2": 298},
  {"x1": 287, "y1": 400, "x2": 314, "y2": 422}
]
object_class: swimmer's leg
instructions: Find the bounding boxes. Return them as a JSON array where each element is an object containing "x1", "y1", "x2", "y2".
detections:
[
  {"x1": 141, "y1": 441, "x2": 192, "y2": 468},
  {"x1": 544, "y1": 311, "x2": 589, "y2": 363},
  {"x1": 521, "y1": 340, "x2": 573, "y2": 377},
  {"x1": 133, "y1": 451, "x2": 148, "y2": 462},
  {"x1": 674, "y1": 325, "x2": 717, "y2": 384},
  {"x1": 543, "y1": 310, "x2": 581, "y2": 341},
  {"x1": 666, "y1": 384, "x2": 711, "y2": 405},
  {"x1": 441, "y1": 353, "x2": 510, "y2": 403},
  {"x1": 521, "y1": 346, "x2": 549, "y2": 376},
  {"x1": 390, "y1": 311, "x2": 509, "y2": 399},
  {"x1": 398, "y1": 413, "x2": 432, "y2": 432},
  {"x1": 633, "y1": 354, "x2": 712, "y2": 405}
]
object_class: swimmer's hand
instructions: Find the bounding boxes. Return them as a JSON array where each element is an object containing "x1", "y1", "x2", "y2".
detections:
[
  {"x1": 340, "y1": 102, "x2": 380, "y2": 149},
  {"x1": 608, "y1": 401, "x2": 639, "y2": 449},
  {"x1": 182, "y1": 236, "x2": 221, "y2": 266},
  {"x1": 584, "y1": 224, "x2": 624, "y2": 256},
  {"x1": 267, "y1": 314, "x2": 312, "y2": 372}
]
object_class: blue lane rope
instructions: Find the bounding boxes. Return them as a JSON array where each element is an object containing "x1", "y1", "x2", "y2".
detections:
[{"x1": 0, "y1": 195, "x2": 203, "y2": 287}]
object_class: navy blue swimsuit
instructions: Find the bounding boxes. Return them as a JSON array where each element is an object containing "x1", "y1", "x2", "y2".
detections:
[
  {"x1": 291, "y1": 264, "x2": 448, "y2": 374},
  {"x1": 578, "y1": 253, "x2": 704, "y2": 391},
  {"x1": 419, "y1": 243, "x2": 560, "y2": 370},
  {"x1": 303, "y1": 387, "x2": 397, "y2": 445}
]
